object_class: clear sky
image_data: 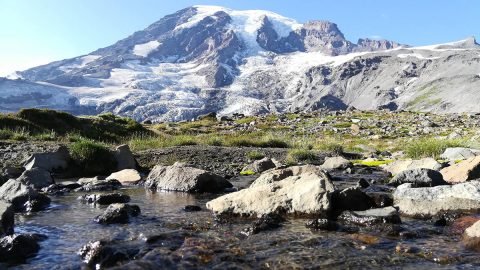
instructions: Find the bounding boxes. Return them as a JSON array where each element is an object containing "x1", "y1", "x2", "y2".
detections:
[{"x1": 1, "y1": 0, "x2": 479, "y2": 76}]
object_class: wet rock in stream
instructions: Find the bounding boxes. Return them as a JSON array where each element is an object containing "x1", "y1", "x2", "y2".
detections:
[
  {"x1": 0, "y1": 202, "x2": 14, "y2": 237},
  {"x1": 305, "y1": 219, "x2": 339, "y2": 231},
  {"x1": 75, "y1": 178, "x2": 122, "y2": 192},
  {"x1": 79, "y1": 193, "x2": 130, "y2": 205},
  {"x1": 0, "y1": 179, "x2": 50, "y2": 212},
  {"x1": 337, "y1": 206, "x2": 401, "y2": 226},
  {"x1": 94, "y1": 203, "x2": 141, "y2": 224},
  {"x1": 242, "y1": 213, "x2": 285, "y2": 236},
  {"x1": 78, "y1": 240, "x2": 138, "y2": 268},
  {"x1": 0, "y1": 234, "x2": 47, "y2": 263},
  {"x1": 183, "y1": 205, "x2": 202, "y2": 212}
]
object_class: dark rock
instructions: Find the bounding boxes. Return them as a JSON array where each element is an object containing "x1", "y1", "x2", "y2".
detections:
[
  {"x1": 114, "y1": 145, "x2": 137, "y2": 171},
  {"x1": 183, "y1": 205, "x2": 202, "y2": 212},
  {"x1": 80, "y1": 193, "x2": 130, "y2": 205},
  {"x1": 305, "y1": 219, "x2": 339, "y2": 231},
  {"x1": 331, "y1": 186, "x2": 375, "y2": 215},
  {"x1": 78, "y1": 240, "x2": 136, "y2": 268},
  {"x1": 0, "y1": 179, "x2": 51, "y2": 212},
  {"x1": 41, "y1": 183, "x2": 81, "y2": 196},
  {"x1": 16, "y1": 167, "x2": 54, "y2": 189},
  {"x1": 75, "y1": 178, "x2": 122, "y2": 192},
  {"x1": 389, "y1": 168, "x2": 448, "y2": 187},
  {"x1": 0, "y1": 202, "x2": 14, "y2": 237},
  {"x1": 197, "y1": 112, "x2": 216, "y2": 120},
  {"x1": 337, "y1": 206, "x2": 401, "y2": 226},
  {"x1": 357, "y1": 178, "x2": 370, "y2": 188},
  {"x1": 241, "y1": 213, "x2": 285, "y2": 236},
  {"x1": 145, "y1": 163, "x2": 232, "y2": 193},
  {"x1": 94, "y1": 203, "x2": 140, "y2": 224},
  {"x1": 0, "y1": 234, "x2": 46, "y2": 263},
  {"x1": 365, "y1": 191, "x2": 394, "y2": 207}
]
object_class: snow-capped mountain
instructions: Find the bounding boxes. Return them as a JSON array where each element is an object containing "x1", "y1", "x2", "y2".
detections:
[{"x1": 2, "y1": 5, "x2": 480, "y2": 121}]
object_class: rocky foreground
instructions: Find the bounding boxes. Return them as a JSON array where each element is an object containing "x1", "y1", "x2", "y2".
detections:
[{"x1": 3, "y1": 136, "x2": 480, "y2": 268}]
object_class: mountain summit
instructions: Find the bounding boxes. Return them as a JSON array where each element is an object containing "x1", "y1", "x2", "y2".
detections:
[{"x1": 1, "y1": 6, "x2": 479, "y2": 121}]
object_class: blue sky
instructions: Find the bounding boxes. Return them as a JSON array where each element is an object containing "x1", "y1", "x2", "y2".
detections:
[{"x1": 1, "y1": 0, "x2": 479, "y2": 76}]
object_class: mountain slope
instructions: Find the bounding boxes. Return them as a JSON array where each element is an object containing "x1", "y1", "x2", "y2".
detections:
[{"x1": 2, "y1": 5, "x2": 479, "y2": 121}]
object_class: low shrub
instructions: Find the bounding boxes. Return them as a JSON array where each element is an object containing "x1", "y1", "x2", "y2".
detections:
[
  {"x1": 246, "y1": 151, "x2": 265, "y2": 160},
  {"x1": 405, "y1": 138, "x2": 467, "y2": 159},
  {"x1": 287, "y1": 149, "x2": 318, "y2": 164},
  {"x1": 69, "y1": 139, "x2": 116, "y2": 175}
]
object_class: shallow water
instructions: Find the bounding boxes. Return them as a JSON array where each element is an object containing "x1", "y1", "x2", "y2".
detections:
[{"x1": 8, "y1": 183, "x2": 480, "y2": 269}]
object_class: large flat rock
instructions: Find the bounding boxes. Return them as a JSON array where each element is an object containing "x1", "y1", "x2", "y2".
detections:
[
  {"x1": 393, "y1": 181, "x2": 480, "y2": 216},
  {"x1": 206, "y1": 171, "x2": 335, "y2": 217}
]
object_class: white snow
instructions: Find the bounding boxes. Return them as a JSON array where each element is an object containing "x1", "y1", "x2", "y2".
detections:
[
  {"x1": 397, "y1": 53, "x2": 440, "y2": 60},
  {"x1": 133, "y1": 41, "x2": 161, "y2": 57},
  {"x1": 176, "y1": 5, "x2": 302, "y2": 54},
  {"x1": 410, "y1": 38, "x2": 475, "y2": 51},
  {"x1": 58, "y1": 55, "x2": 101, "y2": 72}
]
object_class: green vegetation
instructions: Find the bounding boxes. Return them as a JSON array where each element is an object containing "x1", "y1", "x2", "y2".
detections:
[
  {"x1": 0, "y1": 108, "x2": 149, "y2": 143},
  {"x1": 405, "y1": 138, "x2": 467, "y2": 159},
  {"x1": 287, "y1": 149, "x2": 319, "y2": 164},
  {"x1": 69, "y1": 139, "x2": 116, "y2": 175},
  {"x1": 246, "y1": 150, "x2": 265, "y2": 160}
]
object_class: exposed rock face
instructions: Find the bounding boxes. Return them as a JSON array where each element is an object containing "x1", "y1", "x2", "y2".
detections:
[
  {"x1": 145, "y1": 163, "x2": 232, "y2": 193},
  {"x1": 94, "y1": 203, "x2": 141, "y2": 224},
  {"x1": 0, "y1": 179, "x2": 51, "y2": 212},
  {"x1": 23, "y1": 146, "x2": 70, "y2": 172},
  {"x1": 393, "y1": 181, "x2": 480, "y2": 216},
  {"x1": 440, "y1": 156, "x2": 480, "y2": 183},
  {"x1": 440, "y1": 148, "x2": 480, "y2": 161},
  {"x1": 241, "y1": 157, "x2": 276, "y2": 174},
  {"x1": 389, "y1": 168, "x2": 448, "y2": 187},
  {"x1": 106, "y1": 169, "x2": 142, "y2": 185},
  {"x1": 114, "y1": 145, "x2": 137, "y2": 171},
  {"x1": 206, "y1": 171, "x2": 335, "y2": 217},
  {"x1": 16, "y1": 168, "x2": 54, "y2": 189},
  {"x1": 0, "y1": 202, "x2": 14, "y2": 237},
  {"x1": 383, "y1": 158, "x2": 442, "y2": 175}
]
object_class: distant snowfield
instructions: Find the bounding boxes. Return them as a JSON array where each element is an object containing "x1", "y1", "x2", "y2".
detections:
[{"x1": 133, "y1": 41, "x2": 161, "y2": 57}]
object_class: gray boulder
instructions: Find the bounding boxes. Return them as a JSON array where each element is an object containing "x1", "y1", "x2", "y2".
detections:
[
  {"x1": 320, "y1": 156, "x2": 352, "y2": 171},
  {"x1": 24, "y1": 146, "x2": 70, "y2": 171},
  {"x1": 206, "y1": 171, "x2": 335, "y2": 217},
  {"x1": 0, "y1": 179, "x2": 50, "y2": 212},
  {"x1": 16, "y1": 168, "x2": 54, "y2": 189},
  {"x1": 388, "y1": 168, "x2": 448, "y2": 187},
  {"x1": 145, "y1": 163, "x2": 232, "y2": 193},
  {"x1": 250, "y1": 165, "x2": 322, "y2": 188},
  {"x1": 241, "y1": 157, "x2": 276, "y2": 174},
  {"x1": 0, "y1": 202, "x2": 14, "y2": 237},
  {"x1": 94, "y1": 203, "x2": 140, "y2": 224},
  {"x1": 440, "y1": 147, "x2": 480, "y2": 161},
  {"x1": 114, "y1": 145, "x2": 137, "y2": 171},
  {"x1": 393, "y1": 181, "x2": 480, "y2": 216},
  {"x1": 383, "y1": 158, "x2": 442, "y2": 175}
]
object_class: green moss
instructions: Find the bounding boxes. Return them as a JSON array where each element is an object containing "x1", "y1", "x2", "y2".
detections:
[
  {"x1": 235, "y1": 116, "x2": 257, "y2": 125},
  {"x1": 353, "y1": 160, "x2": 393, "y2": 167},
  {"x1": 240, "y1": 170, "x2": 256, "y2": 176}
]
